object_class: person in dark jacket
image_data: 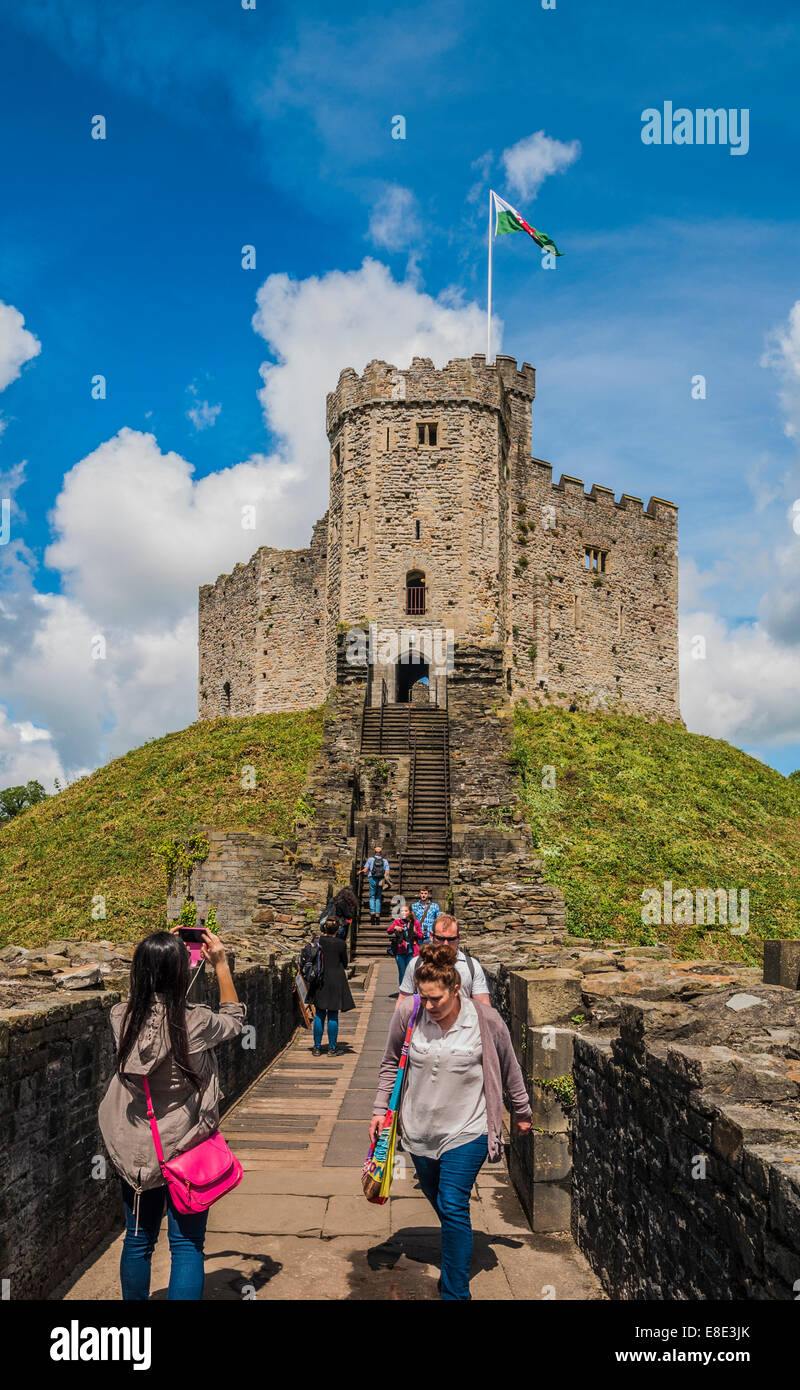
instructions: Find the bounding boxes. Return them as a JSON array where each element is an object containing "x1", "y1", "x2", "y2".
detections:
[{"x1": 312, "y1": 918, "x2": 356, "y2": 1056}]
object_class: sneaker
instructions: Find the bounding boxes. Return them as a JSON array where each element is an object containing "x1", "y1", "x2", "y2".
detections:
[
  {"x1": 328, "y1": 1046, "x2": 340, "y2": 1057},
  {"x1": 312, "y1": 1047, "x2": 321, "y2": 1056}
]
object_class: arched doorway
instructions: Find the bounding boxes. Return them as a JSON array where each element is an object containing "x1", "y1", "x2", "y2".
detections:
[{"x1": 396, "y1": 653, "x2": 429, "y2": 703}]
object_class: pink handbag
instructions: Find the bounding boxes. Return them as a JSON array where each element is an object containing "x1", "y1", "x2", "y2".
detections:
[{"x1": 142, "y1": 1075, "x2": 243, "y2": 1215}]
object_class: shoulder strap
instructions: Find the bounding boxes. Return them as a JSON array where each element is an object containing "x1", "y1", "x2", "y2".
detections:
[
  {"x1": 141, "y1": 1075, "x2": 166, "y2": 1168},
  {"x1": 387, "y1": 994, "x2": 421, "y2": 1112},
  {"x1": 463, "y1": 949, "x2": 475, "y2": 983}
]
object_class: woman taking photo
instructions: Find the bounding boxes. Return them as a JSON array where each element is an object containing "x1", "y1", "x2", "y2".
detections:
[
  {"x1": 386, "y1": 901, "x2": 423, "y2": 986},
  {"x1": 311, "y1": 915, "x2": 356, "y2": 1056},
  {"x1": 370, "y1": 946, "x2": 531, "y2": 1301},
  {"x1": 98, "y1": 926, "x2": 245, "y2": 1300}
]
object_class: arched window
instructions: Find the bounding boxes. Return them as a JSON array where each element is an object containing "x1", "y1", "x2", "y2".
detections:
[{"x1": 406, "y1": 569, "x2": 426, "y2": 615}]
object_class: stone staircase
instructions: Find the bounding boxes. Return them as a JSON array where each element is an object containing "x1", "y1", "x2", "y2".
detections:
[{"x1": 356, "y1": 702, "x2": 451, "y2": 957}]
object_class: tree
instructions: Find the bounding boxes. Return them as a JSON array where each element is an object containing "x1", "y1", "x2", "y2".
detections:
[{"x1": 0, "y1": 780, "x2": 48, "y2": 824}]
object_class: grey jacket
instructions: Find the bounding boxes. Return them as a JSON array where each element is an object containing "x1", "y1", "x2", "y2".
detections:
[
  {"x1": 98, "y1": 995, "x2": 246, "y2": 1191},
  {"x1": 373, "y1": 996, "x2": 531, "y2": 1163}
]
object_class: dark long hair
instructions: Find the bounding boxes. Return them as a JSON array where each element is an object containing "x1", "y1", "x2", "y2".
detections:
[
  {"x1": 333, "y1": 886, "x2": 358, "y2": 921},
  {"x1": 116, "y1": 932, "x2": 203, "y2": 1093}
]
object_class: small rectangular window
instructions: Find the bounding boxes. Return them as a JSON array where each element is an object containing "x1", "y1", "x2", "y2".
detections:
[
  {"x1": 584, "y1": 547, "x2": 607, "y2": 572},
  {"x1": 415, "y1": 519, "x2": 420, "y2": 539},
  {"x1": 417, "y1": 422, "x2": 438, "y2": 446}
]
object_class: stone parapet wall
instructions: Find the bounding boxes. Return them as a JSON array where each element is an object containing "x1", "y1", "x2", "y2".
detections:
[
  {"x1": 0, "y1": 952, "x2": 298, "y2": 1300},
  {"x1": 572, "y1": 993, "x2": 800, "y2": 1299},
  {"x1": 325, "y1": 354, "x2": 536, "y2": 435},
  {"x1": 484, "y1": 936, "x2": 800, "y2": 1298},
  {"x1": 450, "y1": 852, "x2": 565, "y2": 939}
]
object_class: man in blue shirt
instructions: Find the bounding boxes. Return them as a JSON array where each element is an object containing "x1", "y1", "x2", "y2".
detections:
[
  {"x1": 411, "y1": 884, "x2": 440, "y2": 941},
  {"x1": 358, "y1": 844, "x2": 391, "y2": 924}
]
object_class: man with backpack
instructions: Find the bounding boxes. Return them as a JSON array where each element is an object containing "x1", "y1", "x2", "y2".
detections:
[
  {"x1": 394, "y1": 915, "x2": 491, "y2": 1009},
  {"x1": 358, "y1": 843, "x2": 391, "y2": 925}
]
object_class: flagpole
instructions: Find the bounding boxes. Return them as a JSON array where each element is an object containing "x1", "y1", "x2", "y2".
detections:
[{"x1": 487, "y1": 189, "x2": 493, "y2": 364}]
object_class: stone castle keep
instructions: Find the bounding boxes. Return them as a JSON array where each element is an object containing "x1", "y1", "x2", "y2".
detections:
[{"x1": 198, "y1": 354, "x2": 679, "y2": 720}]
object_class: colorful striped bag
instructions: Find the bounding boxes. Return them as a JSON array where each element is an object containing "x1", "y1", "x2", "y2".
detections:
[{"x1": 362, "y1": 994, "x2": 420, "y2": 1204}]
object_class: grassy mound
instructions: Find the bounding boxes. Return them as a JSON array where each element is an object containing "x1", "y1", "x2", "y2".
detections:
[
  {"x1": 511, "y1": 707, "x2": 800, "y2": 962},
  {"x1": 0, "y1": 710, "x2": 324, "y2": 948}
]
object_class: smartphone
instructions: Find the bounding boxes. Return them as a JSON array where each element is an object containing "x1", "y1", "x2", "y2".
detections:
[{"x1": 177, "y1": 926, "x2": 205, "y2": 967}]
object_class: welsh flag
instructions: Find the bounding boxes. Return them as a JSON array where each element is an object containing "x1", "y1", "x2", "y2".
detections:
[{"x1": 492, "y1": 190, "x2": 563, "y2": 256}]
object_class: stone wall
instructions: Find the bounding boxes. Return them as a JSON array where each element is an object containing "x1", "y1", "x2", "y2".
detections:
[
  {"x1": 198, "y1": 516, "x2": 328, "y2": 719},
  {"x1": 0, "y1": 952, "x2": 298, "y2": 1300},
  {"x1": 572, "y1": 989, "x2": 800, "y2": 1299},
  {"x1": 198, "y1": 556, "x2": 259, "y2": 718},
  {"x1": 489, "y1": 937, "x2": 800, "y2": 1298},
  {"x1": 509, "y1": 459, "x2": 680, "y2": 720}
]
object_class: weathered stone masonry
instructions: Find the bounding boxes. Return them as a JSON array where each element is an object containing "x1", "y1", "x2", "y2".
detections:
[{"x1": 198, "y1": 355, "x2": 679, "y2": 722}]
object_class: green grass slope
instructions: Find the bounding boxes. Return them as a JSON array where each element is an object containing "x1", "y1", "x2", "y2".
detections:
[
  {"x1": 0, "y1": 711, "x2": 324, "y2": 949},
  {"x1": 511, "y1": 707, "x2": 800, "y2": 962}
]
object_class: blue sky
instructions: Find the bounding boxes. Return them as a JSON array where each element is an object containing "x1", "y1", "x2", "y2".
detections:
[{"x1": 1, "y1": 0, "x2": 800, "y2": 784}]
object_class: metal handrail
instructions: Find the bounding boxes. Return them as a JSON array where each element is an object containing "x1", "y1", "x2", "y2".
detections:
[
  {"x1": 351, "y1": 821, "x2": 369, "y2": 956},
  {"x1": 378, "y1": 677, "x2": 387, "y2": 751},
  {"x1": 443, "y1": 719, "x2": 452, "y2": 853},
  {"x1": 360, "y1": 654, "x2": 375, "y2": 749},
  {"x1": 408, "y1": 729, "x2": 416, "y2": 838}
]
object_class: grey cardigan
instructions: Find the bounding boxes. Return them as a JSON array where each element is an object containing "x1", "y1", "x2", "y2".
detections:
[
  {"x1": 373, "y1": 996, "x2": 531, "y2": 1163},
  {"x1": 98, "y1": 996, "x2": 246, "y2": 1191}
]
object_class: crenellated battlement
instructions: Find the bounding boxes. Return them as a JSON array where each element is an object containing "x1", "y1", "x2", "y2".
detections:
[
  {"x1": 530, "y1": 457, "x2": 677, "y2": 522},
  {"x1": 326, "y1": 353, "x2": 536, "y2": 437}
]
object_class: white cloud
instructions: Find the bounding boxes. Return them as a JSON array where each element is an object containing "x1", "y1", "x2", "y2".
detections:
[
  {"x1": 761, "y1": 299, "x2": 800, "y2": 439},
  {"x1": 186, "y1": 398, "x2": 221, "y2": 431},
  {"x1": 1, "y1": 260, "x2": 491, "y2": 783},
  {"x1": 253, "y1": 258, "x2": 492, "y2": 522},
  {"x1": 501, "y1": 130, "x2": 580, "y2": 201},
  {"x1": 0, "y1": 301, "x2": 41, "y2": 392},
  {"x1": 680, "y1": 610, "x2": 800, "y2": 746},
  {"x1": 368, "y1": 184, "x2": 422, "y2": 252}
]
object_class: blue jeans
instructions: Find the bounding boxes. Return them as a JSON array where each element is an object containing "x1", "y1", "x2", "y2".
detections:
[
  {"x1": 120, "y1": 1179, "x2": 208, "y2": 1300},
  {"x1": 368, "y1": 876, "x2": 383, "y2": 914},
  {"x1": 396, "y1": 952, "x2": 412, "y2": 984},
  {"x1": 313, "y1": 1008, "x2": 339, "y2": 1049},
  {"x1": 410, "y1": 1134, "x2": 489, "y2": 1300}
]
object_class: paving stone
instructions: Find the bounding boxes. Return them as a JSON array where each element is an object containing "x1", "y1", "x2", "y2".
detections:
[
  {"x1": 322, "y1": 1195, "x2": 392, "y2": 1238},
  {"x1": 207, "y1": 1193, "x2": 327, "y2": 1235}
]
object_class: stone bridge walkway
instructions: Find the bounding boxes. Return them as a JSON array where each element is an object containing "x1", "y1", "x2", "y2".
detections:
[{"x1": 63, "y1": 960, "x2": 602, "y2": 1301}]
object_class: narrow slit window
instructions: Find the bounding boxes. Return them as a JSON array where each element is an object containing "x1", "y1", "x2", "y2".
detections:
[{"x1": 415, "y1": 519, "x2": 421, "y2": 539}]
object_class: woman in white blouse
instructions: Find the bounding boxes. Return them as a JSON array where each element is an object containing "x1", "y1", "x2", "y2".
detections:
[{"x1": 371, "y1": 946, "x2": 531, "y2": 1301}]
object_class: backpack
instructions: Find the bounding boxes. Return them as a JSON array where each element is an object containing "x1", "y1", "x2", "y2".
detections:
[
  {"x1": 318, "y1": 900, "x2": 337, "y2": 931},
  {"x1": 299, "y1": 937, "x2": 325, "y2": 994},
  {"x1": 371, "y1": 855, "x2": 386, "y2": 880}
]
